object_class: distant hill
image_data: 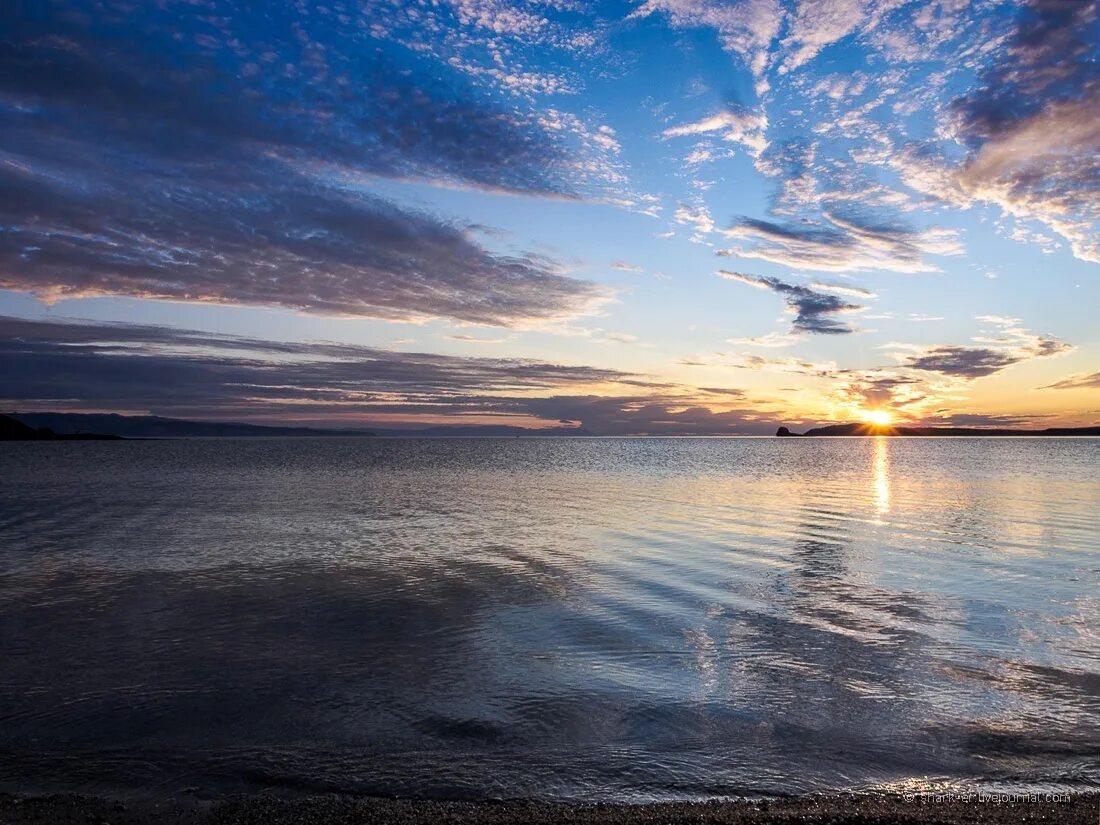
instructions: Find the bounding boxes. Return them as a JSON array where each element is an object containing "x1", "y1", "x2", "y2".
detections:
[
  {"x1": 372, "y1": 424, "x2": 592, "y2": 437},
  {"x1": 777, "y1": 422, "x2": 1100, "y2": 437},
  {"x1": 1, "y1": 413, "x2": 123, "y2": 441},
  {"x1": 8, "y1": 413, "x2": 375, "y2": 439},
  {"x1": 5, "y1": 412, "x2": 588, "y2": 438}
]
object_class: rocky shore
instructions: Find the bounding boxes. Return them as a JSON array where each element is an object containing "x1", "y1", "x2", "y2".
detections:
[{"x1": 1, "y1": 792, "x2": 1096, "y2": 824}]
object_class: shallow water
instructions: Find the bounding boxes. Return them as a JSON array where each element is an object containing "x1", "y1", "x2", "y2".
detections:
[{"x1": 1, "y1": 437, "x2": 1098, "y2": 801}]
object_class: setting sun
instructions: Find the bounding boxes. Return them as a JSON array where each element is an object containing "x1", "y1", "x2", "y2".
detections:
[{"x1": 862, "y1": 409, "x2": 894, "y2": 428}]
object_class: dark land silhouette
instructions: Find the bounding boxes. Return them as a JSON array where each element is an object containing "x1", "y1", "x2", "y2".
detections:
[
  {"x1": 7, "y1": 412, "x2": 376, "y2": 439},
  {"x1": 7, "y1": 412, "x2": 1099, "y2": 440},
  {"x1": 6, "y1": 412, "x2": 588, "y2": 438},
  {"x1": 1, "y1": 413, "x2": 123, "y2": 441},
  {"x1": 777, "y1": 422, "x2": 1100, "y2": 437}
]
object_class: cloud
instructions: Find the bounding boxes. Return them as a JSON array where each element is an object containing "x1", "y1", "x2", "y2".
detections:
[
  {"x1": 1041, "y1": 372, "x2": 1100, "y2": 391},
  {"x1": 673, "y1": 203, "x2": 717, "y2": 236},
  {"x1": 718, "y1": 271, "x2": 867, "y2": 334},
  {"x1": 0, "y1": 166, "x2": 608, "y2": 325},
  {"x1": 718, "y1": 212, "x2": 962, "y2": 273},
  {"x1": 727, "y1": 330, "x2": 801, "y2": 348},
  {"x1": 728, "y1": 199, "x2": 957, "y2": 269},
  {"x1": 779, "y1": 0, "x2": 909, "y2": 74},
  {"x1": 780, "y1": 0, "x2": 864, "y2": 73},
  {"x1": 753, "y1": 138, "x2": 819, "y2": 213},
  {"x1": 0, "y1": 315, "x2": 631, "y2": 404},
  {"x1": 903, "y1": 346, "x2": 1021, "y2": 379},
  {"x1": 725, "y1": 354, "x2": 837, "y2": 375},
  {"x1": 0, "y1": 316, "x2": 779, "y2": 434},
  {"x1": 447, "y1": 0, "x2": 550, "y2": 38},
  {"x1": 600, "y1": 332, "x2": 639, "y2": 344},
  {"x1": 663, "y1": 107, "x2": 769, "y2": 156},
  {"x1": 370, "y1": 0, "x2": 605, "y2": 81},
  {"x1": 0, "y1": 1, "x2": 616, "y2": 324},
  {"x1": 827, "y1": 314, "x2": 1075, "y2": 420},
  {"x1": 897, "y1": 0, "x2": 1100, "y2": 262},
  {"x1": 826, "y1": 363, "x2": 963, "y2": 421},
  {"x1": 611, "y1": 261, "x2": 644, "y2": 273},
  {"x1": 946, "y1": 1, "x2": 1098, "y2": 146},
  {"x1": 683, "y1": 144, "x2": 735, "y2": 166},
  {"x1": 0, "y1": 5, "x2": 582, "y2": 196},
  {"x1": 810, "y1": 281, "x2": 877, "y2": 299},
  {"x1": 631, "y1": 0, "x2": 915, "y2": 94},
  {"x1": 954, "y1": 88, "x2": 1100, "y2": 263},
  {"x1": 444, "y1": 334, "x2": 510, "y2": 344},
  {"x1": 516, "y1": 394, "x2": 775, "y2": 435},
  {"x1": 918, "y1": 412, "x2": 1060, "y2": 428},
  {"x1": 808, "y1": 72, "x2": 871, "y2": 101},
  {"x1": 896, "y1": 315, "x2": 1071, "y2": 378},
  {"x1": 629, "y1": 0, "x2": 782, "y2": 92}
]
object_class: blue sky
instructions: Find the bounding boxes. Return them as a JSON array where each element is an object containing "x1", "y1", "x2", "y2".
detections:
[{"x1": 1, "y1": 0, "x2": 1098, "y2": 433}]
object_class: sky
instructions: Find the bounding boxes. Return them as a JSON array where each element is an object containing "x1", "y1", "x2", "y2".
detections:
[{"x1": 1, "y1": 0, "x2": 1098, "y2": 434}]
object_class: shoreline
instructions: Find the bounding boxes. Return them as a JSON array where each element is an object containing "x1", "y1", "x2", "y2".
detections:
[{"x1": 2, "y1": 791, "x2": 1098, "y2": 824}]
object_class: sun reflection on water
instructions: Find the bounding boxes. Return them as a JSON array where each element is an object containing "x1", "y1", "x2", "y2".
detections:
[{"x1": 873, "y1": 436, "x2": 890, "y2": 518}]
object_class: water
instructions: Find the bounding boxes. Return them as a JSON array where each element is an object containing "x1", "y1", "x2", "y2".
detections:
[{"x1": 1, "y1": 437, "x2": 1098, "y2": 801}]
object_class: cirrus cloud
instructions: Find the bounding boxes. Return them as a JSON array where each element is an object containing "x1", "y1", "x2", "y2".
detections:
[
  {"x1": 1041, "y1": 372, "x2": 1100, "y2": 391},
  {"x1": 718, "y1": 211, "x2": 963, "y2": 274},
  {"x1": 663, "y1": 106, "x2": 770, "y2": 157}
]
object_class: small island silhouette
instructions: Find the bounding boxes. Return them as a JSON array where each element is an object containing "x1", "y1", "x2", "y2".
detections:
[{"x1": 777, "y1": 422, "x2": 1100, "y2": 437}]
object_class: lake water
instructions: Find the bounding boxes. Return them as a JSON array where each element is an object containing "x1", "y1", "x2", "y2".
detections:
[{"x1": 1, "y1": 437, "x2": 1098, "y2": 801}]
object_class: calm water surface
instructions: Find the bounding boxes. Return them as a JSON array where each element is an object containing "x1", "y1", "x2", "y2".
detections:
[{"x1": 1, "y1": 437, "x2": 1098, "y2": 800}]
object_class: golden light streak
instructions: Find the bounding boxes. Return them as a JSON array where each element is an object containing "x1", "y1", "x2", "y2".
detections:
[{"x1": 873, "y1": 437, "x2": 890, "y2": 517}]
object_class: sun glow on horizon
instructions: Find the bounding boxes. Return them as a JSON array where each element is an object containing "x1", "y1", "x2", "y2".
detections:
[{"x1": 861, "y1": 409, "x2": 894, "y2": 428}]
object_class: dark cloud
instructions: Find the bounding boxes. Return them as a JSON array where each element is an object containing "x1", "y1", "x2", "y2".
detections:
[
  {"x1": 512, "y1": 395, "x2": 772, "y2": 436},
  {"x1": 920, "y1": 412, "x2": 1059, "y2": 428},
  {"x1": 1042, "y1": 372, "x2": 1100, "y2": 390},
  {"x1": 0, "y1": 164, "x2": 605, "y2": 325},
  {"x1": 904, "y1": 318, "x2": 1071, "y2": 378},
  {"x1": 0, "y1": 316, "x2": 628, "y2": 406},
  {"x1": 0, "y1": 1, "x2": 607, "y2": 324},
  {"x1": 904, "y1": 346, "x2": 1022, "y2": 379},
  {"x1": 1032, "y1": 337, "x2": 1073, "y2": 358},
  {"x1": 0, "y1": 316, "x2": 772, "y2": 434},
  {"x1": 699, "y1": 386, "x2": 749, "y2": 396},
  {"x1": 719, "y1": 271, "x2": 864, "y2": 335},
  {"x1": 948, "y1": 0, "x2": 1099, "y2": 146}
]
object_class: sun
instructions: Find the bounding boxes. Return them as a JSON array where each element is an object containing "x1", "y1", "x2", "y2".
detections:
[{"x1": 861, "y1": 409, "x2": 894, "y2": 428}]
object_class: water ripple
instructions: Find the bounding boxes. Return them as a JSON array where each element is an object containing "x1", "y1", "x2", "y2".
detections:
[{"x1": 0, "y1": 437, "x2": 1097, "y2": 800}]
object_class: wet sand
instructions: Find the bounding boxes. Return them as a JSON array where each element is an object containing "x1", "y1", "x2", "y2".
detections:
[{"x1": 2, "y1": 792, "x2": 1097, "y2": 824}]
